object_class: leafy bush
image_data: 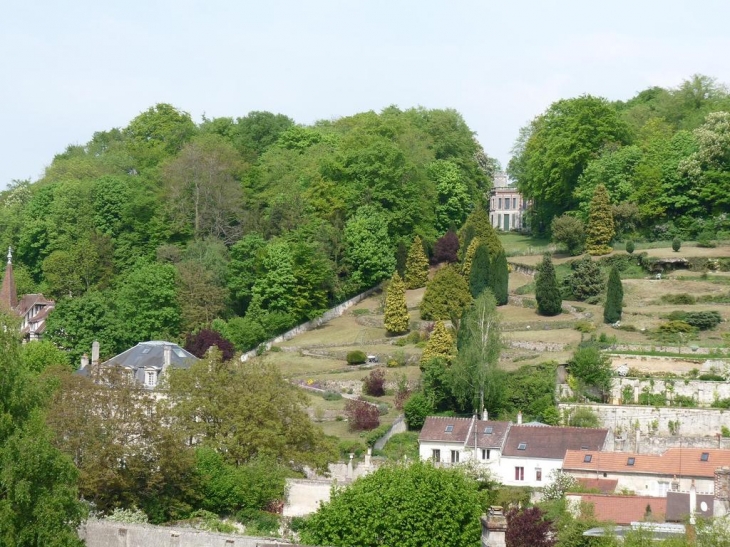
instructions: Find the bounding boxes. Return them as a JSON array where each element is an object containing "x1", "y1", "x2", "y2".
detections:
[
  {"x1": 562, "y1": 256, "x2": 603, "y2": 302},
  {"x1": 661, "y1": 293, "x2": 696, "y2": 305},
  {"x1": 722, "y1": 426, "x2": 730, "y2": 438},
  {"x1": 638, "y1": 392, "x2": 667, "y2": 406},
  {"x1": 189, "y1": 510, "x2": 237, "y2": 534},
  {"x1": 551, "y1": 214, "x2": 586, "y2": 256},
  {"x1": 567, "y1": 407, "x2": 600, "y2": 428},
  {"x1": 657, "y1": 320, "x2": 695, "y2": 334},
  {"x1": 362, "y1": 368, "x2": 386, "y2": 397},
  {"x1": 403, "y1": 392, "x2": 433, "y2": 430},
  {"x1": 345, "y1": 399, "x2": 380, "y2": 431},
  {"x1": 322, "y1": 390, "x2": 342, "y2": 401},
  {"x1": 346, "y1": 350, "x2": 367, "y2": 365},
  {"x1": 699, "y1": 373, "x2": 725, "y2": 381},
  {"x1": 672, "y1": 238, "x2": 681, "y2": 252},
  {"x1": 672, "y1": 395, "x2": 696, "y2": 407},
  {"x1": 697, "y1": 230, "x2": 717, "y2": 248},
  {"x1": 106, "y1": 506, "x2": 149, "y2": 524},
  {"x1": 568, "y1": 344, "x2": 613, "y2": 397},
  {"x1": 185, "y1": 329, "x2": 236, "y2": 361},
  {"x1": 237, "y1": 508, "x2": 280, "y2": 536},
  {"x1": 432, "y1": 230, "x2": 460, "y2": 264},
  {"x1": 574, "y1": 320, "x2": 595, "y2": 333},
  {"x1": 667, "y1": 310, "x2": 722, "y2": 330},
  {"x1": 625, "y1": 240, "x2": 635, "y2": 254},
  {"x1": 365, "y1": 424, "x2": 391, "y2": 447},
  {"x1": 337, "y1": 440, "x2": 366, "y2": 458},
  {"x1": 377, "y1": 403, "x2": 389, "y2": 415},
  {"x1": 379, "y1": 432, "x2": 420, "y2": 461}
]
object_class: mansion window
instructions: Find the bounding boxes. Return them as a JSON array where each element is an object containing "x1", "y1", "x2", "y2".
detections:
[
  {"x1": 513, "y1": 197, "x2": 517, "y2": 209},
  {"x1": 145, "y1": 370, "x2": 158, "y2": 387},
  {"x1": 498, "y1": 198, "x2": 502, "y2": 209},
  {"x1": 432, "y1": 449, "x2": 441, "y2": 462},
  {"x1": 515, "y1": 467, "x2": 524, "y2": 481},
  {"x1": 505, "y1": 199, "x2": 510, "y2": 210}
]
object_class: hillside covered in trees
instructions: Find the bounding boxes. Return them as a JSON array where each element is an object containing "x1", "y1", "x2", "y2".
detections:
[
  {"x1": 0, "y1": 105, "x2": 496, "y2": 361},
  {"x1": 509, "y1": 74, "x2": 730, "y2": 241}
]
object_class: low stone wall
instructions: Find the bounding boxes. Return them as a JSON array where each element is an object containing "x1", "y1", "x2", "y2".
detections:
[
  {"x1": 611, "y1": 377, "x2": 730, "y2": 406},
  {"x1": 79, "y1": 520, "x2": 277, "y2": 547},
  {"x1": 559, "y1": 403, "x2": 730, "y2": 454},
  {"x1": 241, "y1": 286, "x2": 381, "y2": 361},
  {"x1": 374, "y1": 415, "x2": 406, "y2": 450},
  {"x1": 283, "y1": 478, "x2": 338, "y2": 518}
]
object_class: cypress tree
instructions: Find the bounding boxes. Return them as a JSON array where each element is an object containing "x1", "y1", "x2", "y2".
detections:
[
  {"x1": 491, "y1": 250, "x2": 509, "y2": 306},
  {"x1": 604, "y1": 266, "x2": 624, "y2": 324},
  {"x1": 404, "y1": 236, "x2": 429, "y2": 289},
  {"x1": 535, "y1": 254, "x2": 562, "y2": 316},
  {"x1": 383, "y1": 272, "x2": 410, "y2": 335},
  {"x1": 420, "y1": 321, "x2": 455, "y2": 366},
  {"x1": 461, "y1": 238, "x2": 480, "y2": 279},
  {"x1": 468, "y1": 244, "x2": 491, "y2": 298},
  {"x1": 586, "y1": 184, "x2": 615, "y2": 256},
  {"x1": 458, "y1": 206, "x2": 504, "y2": 258}
]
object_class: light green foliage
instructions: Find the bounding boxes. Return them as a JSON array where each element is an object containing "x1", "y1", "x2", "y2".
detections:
[
  {"x1": 452, "y1": 292, "x2": 503, "y2": 416},
  {"x1": 541, "y1": 470, "x2": 578, "y2": 502},
  {"x1": 568, "y1": 345, "x2": 613, "y2": 398},
  {"x1": 461, "y1": 237, "x2": 480, "y2": 279},
  {"x1": 535, "y1": 254, "x2": 562, "y2": 316},
  {"x1": 165, "y1": 353, "x2": 336, "y2": 471},
  {"x1": 379, "y1": 432, "x2": 420, "y2": 461},
  {"x1": 468, "y1": 244, "x2": 492, "y2": 298},
  {"x1": 491, "y1": 250, "x2": 509, "y2": 306},
  {"x1": 344, "y1": 206, "x2": 396, "y2": 291},
  {"x1": 585, "y1": 184, "x2": 615, "y2": 256},
  {"x1": 420, "y1": 321, "x2": 455, "y2": 366},
  {"x1": 115, "y1": 261, "x2": 181, "y2": 346},
  {"x1": 383, "y1": 273, "x2": 410, "y2": 335},
  {"x1": 18, "y1": 340, "x2": 70, "y2": 373},
  {"x1": 604, "y1": 266, "x2": 624, "y2": 324},
  {"x1": 508, "y1": 95, "x2": 630, "y2": 230},
  {"x1": 504, "y1": 363, "x2": 557, "y2": 423},
  {"x1": 420, "y1": 266, "x2": 472, "y2": 321},
  {"x1": 227, "y1": 232, "x2": 267, "y2": 313},
  {"x1": 550, "y1": 214, "x2": 585, "y2": 256},
  {"x1": 0, "y1": 321, "x2": 87, "y2": 546},
  {"x1": 404, "y1": 236, "x2": 429, "y2": 289},
  {"x1": 459, "y1": 207, "x2": 504, "y2": 258},
  {"x1": 106, "y1": 506, "x2": 149, "y2": 524},
  {"x1": 429, "y1": 159, "x2": 472, "y2": 232},
  {"x1": 567, "y1": 407, "x2": 600, "y2": 428},
  {"x1": 300, "y1": 461, "x2": 483, "y2": 547},
  {"x1": 124, "y1": 103, "x2": 197, "y2": 170}
]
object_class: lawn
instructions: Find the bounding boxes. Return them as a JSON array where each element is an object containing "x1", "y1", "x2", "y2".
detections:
[{"x1": 498, "y1": 233, "x2": 552, "y2": 256}]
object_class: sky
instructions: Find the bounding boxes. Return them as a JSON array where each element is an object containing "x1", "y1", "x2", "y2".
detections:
[{"x1": 1, "y1": 0, "x2": 730, "y2": 189}]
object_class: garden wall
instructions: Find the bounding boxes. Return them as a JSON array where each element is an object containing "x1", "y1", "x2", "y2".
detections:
[
  {"x1": 240, "y1": 286, "x2": 381, "y2": 361},
  {"x1": 79, "y1": 520, "x2": 276, "y2": 547},
  {"x1": 610, "y1": 377, "x2": 730, "y2": 407},
  {"x1": 559, "y1": 403, "x2": 730, "y2": 454}
]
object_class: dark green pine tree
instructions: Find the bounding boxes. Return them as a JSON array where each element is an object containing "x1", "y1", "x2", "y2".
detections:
[
  {"x1": 468, "y1": 244, "x2": 491, "y2": 298},
  {"x1": 491, "y1": 250, "x2": 509, "y2": 306},
  {"x1": 604, "y1": 266, "x2": 624, "y2": 324},
  {"x1": 535, "y1": 254, "x2": 562, "y2": 316}
]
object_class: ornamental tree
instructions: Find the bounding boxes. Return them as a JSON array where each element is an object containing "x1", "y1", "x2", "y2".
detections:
[
  {"x1": 505, "y1": 506, "x2": 556, "y2": 547},
  {"x1": 603, "y1": 266, "x2": 624, "y2": 324},
  {"x1": 420, "y1": 266, "x2": 472, "y2": 321},
  {"x1": 491, "y1": 250, "x2": 509, "y2": 306},
  {"x1": 585, "y1": 184, "x2": 615, "y2": 256},
  {"x1": 551, "y1": 214, "x2": 586, "y2": 256},
  {"x1": 535, "y1": 254, "x2": 562, "y2": 316},
  {"x1": 468, "y1": 244, "x2": 492, "y2": 298},
  {"x1": 420, "y1": 321, "x2": 455, "y2": 366},
  {"x1": 461, "y1": 237, "x2": 480, "y2": 279},
  {"x1": 459, "y1": 206, "x2": 504, "y2": 258},
  {"x1": 404, "y1": 236, "x2": 429, "y2": 289},
  {"x1": 432, "y1": 230, "x2": 459, "y2": 264},
  {"x1": 383, "y1": 272, "x2": 410, "y2": 335},
  {"x1": 300, "y1": 461, "x2": 483, "y2": 547}
]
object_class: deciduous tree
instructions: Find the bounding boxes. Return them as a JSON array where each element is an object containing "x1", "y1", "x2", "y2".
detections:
[
  {"x1": 505, "y1": 506, "x2": 556, "y2": 547},
  {"x1": 432, "y1": 230, "x2": 459, "y2": 264},
  {"x1": 550, "y1": 215, "x2": 586, "y2": 256}
]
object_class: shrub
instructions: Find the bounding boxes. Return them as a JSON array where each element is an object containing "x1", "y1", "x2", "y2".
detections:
[
  {"x1": 574, "y1": 320, "x2": 595, "y2": 333},
  {"x1": 667, "y1": 310, "x2": 722, "y2": 331},
  {"x1": 535, "y1": 254, "x2": 562, "y2": 316},
  {"x1": 567, "y1": 407, "x2": 600, "y2": 428},
  {"x1": 322, "y1": 390, "x2": 342, "y2": 401},
  {"x1": 603, "y1": 266, "x2": 624, "y2": 324},
  {"x1": 586, "y1": 184, "x2": 615, "y2": 256},
  {"x1": 365, "y1": 424, "x2": 391, "y2": 447},
  {"x1": 638, "y1": 392, "x2": 667, "y2": 406},
  {"x1": 185, "y1": 329, "x2": 236, "y2": 361},
  {"x1": 404, "y1": 236, "x2": 430, "y2": 289},
  {"x1": 672, "y1": 238, "x2": 681, "y2": 252},
  {"x1": 563, "y1": 256, "x2": 603, "y2": 302},
  {"x1": 697, "y1": 230, "x2": 716, "y2": 248},
  {"x1": 722, "y1": 426, "x2": 730, "y2": 438},
  {"x1": 345, "y1": 399, "x2": 380, "y2": 431},
  {"x1": 657, "y1": 320, "x2": 695, "y2": 334},
  {"x1": 236, "y1": 508, "x2": 280, "y2": 536},
  {"x1": 338, "y1": 440, "x2": 366, "y2": 458},
  {"x1": 625, "y1": 240, "x2": 635, "y2": 254},
  {"x1": 551, "y1": 214, "x2": 586, "y2": 256},
  {"x1": 403, "y1": 392, "x2": 433, "y2": 430},
  {"x1": 383, "y1": 272, "x2": 410, "y2": 335},
  {"x1": 699, "y1": 373, "x2": 725, "y2": 381},
  {"x1": 672, "y1": 395, "x2": 696, "y2": 408},
  {"x1": 661, "y1": 293, "x2": 696, "y2": 305},
  {"x1": 420, "y1": 266, "x2": 472, "y2": 321},
  {"x1": 432, "y1": 230, "x2": 459, "y2": 264},
  {"x1": 346, "y1": 350, "x2": 367, "y2": 365},
  {"x1": 362, "y1": 369, "x2": 386, "y2": 397}
]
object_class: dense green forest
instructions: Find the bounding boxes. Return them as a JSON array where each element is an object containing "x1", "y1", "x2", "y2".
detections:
[
  {"x1": 509, "y1": 74, "x2": 730, "y2": 239},
  {"x1": 0, "y1": 105, "x2": 495, "y2": 361}
]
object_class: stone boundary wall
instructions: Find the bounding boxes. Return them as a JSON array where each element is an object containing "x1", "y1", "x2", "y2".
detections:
[
  {"x1": 374, "y1": 415, "x2": 406, "y2": 450},
  {"x1": 611, "y1": 377, "x2": 730, "y2": 406},
  {"x1": 559, "y1": 403, "x2": 730, "y2": 454},
  {"x1": 79, "y1": 520, "x2": 278, "y2": 547},
  {"x1": 241, "y1": 286, "x2": 381, "y2": 361}
]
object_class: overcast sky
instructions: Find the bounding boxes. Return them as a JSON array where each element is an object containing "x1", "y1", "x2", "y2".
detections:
[{"x1": 1, "y1": 0, "x2": 729, "y2": 189}]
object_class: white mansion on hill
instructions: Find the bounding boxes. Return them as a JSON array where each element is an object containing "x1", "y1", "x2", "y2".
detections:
[{"x1": 489, "y1": 172, "x2": 529, "y2": 232}]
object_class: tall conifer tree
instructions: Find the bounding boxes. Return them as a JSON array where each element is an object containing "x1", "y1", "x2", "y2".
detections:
[
  {"x1": 468, "y1": 244, "x2": 491, "y2": 298},
  {"x1": 420, "y1": 321, "x2": 455, "y2": 366},
  {"x1": 491, "y1": 250, "x2": 509, "y2": 306},
  {"x1": 383, "y1": 272, "x2": 410, "y2": 335},
  {"x1": 461, "y1": 238, "x2": 480, "y2": 279},
  {"x1": 586, "y1": 184, "x2": 615, "y2": 256},
  {"x1": 603, "y1": 266, "x2": 624, "y2": 324},
  {"x1": 404, "y1": 236, "x2": 429, "y2": 289},
  {"x1": 535, "y1": 254, "x2": 562, "y2": 316}
]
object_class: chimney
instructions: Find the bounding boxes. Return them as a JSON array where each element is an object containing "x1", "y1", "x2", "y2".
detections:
[
  {"x1": 365, "y1": 448, "x2": 372, "y2": 467},
  {"x1": 91, "y1": 341, "x2": 100, "y2": 366},
  {"x1": 0, "y1": 246, "x2": 18, "y2": 312},
  {"x1": 671, "y1": 475, "x2": 679, "y2": 492},
  {"x1": 482, "y1": 409, "x2": 488, "y2": 421},
  {"x1": 690, "y1": 480, "x2": 697, "y2": 525},
  {"x1": 80, "y1": 354, "x2": 89, "y2": 370},
  {"x1": 163, "y1": 344, "x2": 172, "y2": 371},
  {"x1": 517, "y1": 411, "x2": 522, "y2": 425}
]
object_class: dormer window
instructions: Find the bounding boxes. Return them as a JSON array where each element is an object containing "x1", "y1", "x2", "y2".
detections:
[
  {"x1": 584, "y1": 454, "x2": 593, "y2": 463},
  {"x1": 518, "y1": 442, "x2": 527, "y2": 450},
  {"x1": 701, "y1": 452, "x2": 709, "y2": 462},
  {"x1": 484, "y1": 427, "x2": 493, "y2": 434},
  {"x1": 145, "y1": 370, "x2": 158, "y2": 387},
  {"x1": 445, "y1": 425, "x2": 454, "y2": 433},
  {"x1": 627, "y1": 457, "x2": 635, "y2": 466}
]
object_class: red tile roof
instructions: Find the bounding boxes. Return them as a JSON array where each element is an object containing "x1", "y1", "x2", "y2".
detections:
[
  {"x1": 576, "y1": 478, "x2": 618, "y2": 494},
  {"x1": 419, "y1": 417, "x2": 474, "y2": 444},
  {"x1": 572, "y1": 494, "x2": 667, "y2": 525},
  {"x1": 502, "y1": 425, "x2": 608, "y2": 460},
  {"x1": 563, "y1": 448, "x2": 730, "y2": 478}
]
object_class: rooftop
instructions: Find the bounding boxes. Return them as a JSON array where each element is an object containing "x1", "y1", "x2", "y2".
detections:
[{"x1": 502, "y1": 425, "x2": 608, "y2": 460}]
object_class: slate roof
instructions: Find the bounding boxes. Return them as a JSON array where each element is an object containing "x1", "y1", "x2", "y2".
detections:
[
  {"x1": 563, "y1": 448, "x2": 730, "y2": 478},
  {"x1": 418, "y1": 417, "x2": 510, "y2": 449},
  {"x1": 573, "y1": 494, "x2": 667, "y2": 525},
  {"x1": 502, "y1": 425, "x2": 608, "y2": 460},
  {"x1": 666, "y1": 491, "x2": 714, "y2": 522}
]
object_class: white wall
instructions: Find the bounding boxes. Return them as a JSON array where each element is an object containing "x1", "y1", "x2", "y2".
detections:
[
  {"x1": 566, "y1": 470, "x2": 714, "y2": 497},
  {"x1": 499, "y1": 456, "x2": 561, "y2": 488}
]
